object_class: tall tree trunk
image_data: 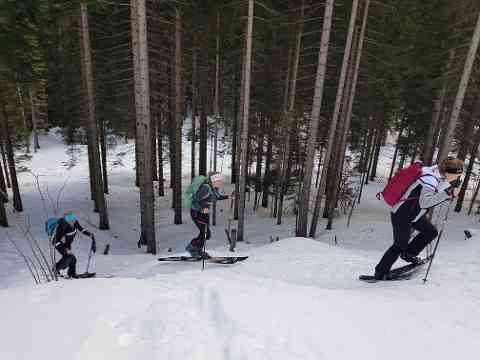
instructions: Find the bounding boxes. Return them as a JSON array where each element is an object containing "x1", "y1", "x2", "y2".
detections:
[
  {"x1": 191, "y1": 33, "x2": 198, "y2": 181},
  {"x1": 0, "y1": 142, "x2": 10, "y2": 188},
  {"x1": 262, "y1": 115, "x2": 273, "y2": 208},
  {"x1": 455, "y1": 96, "x2": 480, "y2": 212},
  {"x1": 131, "y1": 0, "x2": 155, "y2": 252},
  {"x1": 455, "y1": 129, "x2": 480, "y2": 213},
  {"x1": 0, "y1": 151, "x2": 6, "y2": 201},
  {"x1": 1, "y1": 102, "x2": 23, "y2": 211},
  {"x1": 99, "y1": 117, "x2": 109, "y2": 194},
  {"x1": 277, "y1": 2, "x2": 304, "y2": 226},
  {"x1": 80, "y1": 1, "x2": 109, "y2": 229},
  {"x1": 370, "y1": 122, "x2": 383, "y2": 180},
  {"x1": 254, "y1": 115, "x2": 264, "y2": 210},
  {"x1": 458, "y1": 96, "x2": 480, "y2": 161},
  {"x1": 198, "y1": 31, "x2": 209, "y2": 176},
  {"x1": 422, "y1": 50, "x2": 454, "y2": 165},
  {"x1": 212, "y1": 9, "x2": 220, "y2": 225},
  {"x1": 0, "y1": 189, "x2": 7, "y2": 226},
  {"x1": 173, "y1": 8, "x2": 183, "y2": 225},
  {"x1": 327, "y1": 1, "x2": 369, "y2": 229},
  {"x1": 231, "y1": 58, "x2": 239, "y2": 184},
  {"x1": 29, "y1": 88, "x2": 40, "y2": 152},
  {"x1": 234, "y1": 37, "x2": 247, "y2": 220},
  {"x1": 437, "y1": 10, "x2": 480, "y2": 163},
  {"x1": 297, "y1": 0, "x2": 334, "y2": 236},
  {"x1": 78, "y1": 19, "x2": 97, "y2": 204},
  {"x1": 15, "y1": 82, "x2": 29, "y2": 154},
  {"x1": 151, "y1": 107, "x2": 158, "y2": 182},
  {"x1": 168, "y1": 40, "x2": 176, "y2": 190},
  {"x1": 309, "y1": 0, "x2": 359, "y2": 238},
  {"x1": 158, "y1": 110, "x2": 165, "y2": 196},
  {"x1": 237, "y1": 0, "x2": 254, "y2": 242}
]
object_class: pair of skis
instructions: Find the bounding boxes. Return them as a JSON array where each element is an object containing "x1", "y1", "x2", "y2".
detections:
[
  {"x1": 158, "y1": 256, "x2": 248, "y2": 265},
  {"x1": 359, "y1": 256, "x2": 431, "y2": 283},
  {"x1": 57, "y1": 272, "x2": 114, "y2": 279}
]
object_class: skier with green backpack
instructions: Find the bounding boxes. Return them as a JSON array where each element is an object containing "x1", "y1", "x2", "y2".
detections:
[{"x1": 184, "y1": 173, "x2": 228, "y2": 258}]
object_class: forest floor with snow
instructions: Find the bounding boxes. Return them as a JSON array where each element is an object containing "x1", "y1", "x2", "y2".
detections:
[{"x1": 1, "y1": 130, "x2": 480, "y2": 360}]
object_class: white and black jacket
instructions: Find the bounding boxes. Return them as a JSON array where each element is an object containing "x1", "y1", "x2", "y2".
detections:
[{"x1": 392, "y1": 166, "x2": 452, "y2": 222}]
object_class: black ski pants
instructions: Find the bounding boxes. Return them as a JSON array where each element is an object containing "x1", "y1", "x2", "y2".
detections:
[
  {"x1": 55, "y1": 243, "x2": 77, "y2": 277},
  {"x1": 375, "y1": 211, "x2": 438, "y2": 275},
  {"x1": 190, "y1": 209, "x2": 211, "y2": 249}
]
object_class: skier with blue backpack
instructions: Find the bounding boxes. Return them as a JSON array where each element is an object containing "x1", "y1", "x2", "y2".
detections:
[
  {"x1": 46, "y1": 212, "x2": 96, "y2": 278},
  {"x1": 373, "y1": 158, "x2": 464, "y2": 280},
  {"x1": 184, "y1": 173, "x2": 228, "y2": 258}
]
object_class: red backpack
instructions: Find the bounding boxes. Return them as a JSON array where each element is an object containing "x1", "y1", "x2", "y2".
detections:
[{"x1": 376, "y1": 161, "x2": 423, "y2": 207}]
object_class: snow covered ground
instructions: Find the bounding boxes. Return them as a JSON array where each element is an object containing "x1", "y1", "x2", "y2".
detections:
[{"x1": 1, "y1": 130, "x2": 480, "y2": 360}]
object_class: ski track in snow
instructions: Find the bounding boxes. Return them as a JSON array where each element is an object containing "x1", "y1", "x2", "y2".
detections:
[{"x1": 1, "y1": 130, "x2": 480, "y2": 359}]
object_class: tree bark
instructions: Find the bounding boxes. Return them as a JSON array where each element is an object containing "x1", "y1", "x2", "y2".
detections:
[
  {"x1": 437, "y1": 11, "x2": 480, "y2": 163},
  {"x1": 191, "y1": 33, "x2": 198, "y2": 181},
  {"x1": 0, "y1": 189, "x2": 7, "y2": 226},
  {"x1": 198, "y1": 30, "x2": 209, "y2": 176},
  {"x1": 231, "y1": 58, "x2": 239, "y2": 185},
  {"x1": 99, "y1": 117, "x2": 109, "y2": 194},
  {"x1": 455, "y1": 96, "x2": 480, "y2": 212},
  {"x1": 80, "y1": 1, "x2": 109, "y2": 228},
  {"x1": 131, "y1": 0, "x2": 155, "y2": 252},
  {"x1": 277, "y1": 2, "x2": 304, "y2": 226},
  {"x1": 212, "y1": 9, "x2": 220, "y2": 225},
  {"x1": 0, "y1": 156, "x2": 6, "y2": 201},
  {"x1": 297, "y1": 0, "x2": 334, "y2": 236},
  {"x1": 455, "y1": 128, "x2": 480, "y2": 213},
  {"x1": 237, "y1": 0, "x2": 254, "y2": 242},
  {"x1": 0, "y1": 142, "x2": 10, "y2": 188},
  {"x1": 29, "y1": 88, "x2": 40, "y2": 152},
  {"x1": 173, "y1": 8, "x2": 183, "y2": 225},
  {"x1": 309, "y1": 0, "x2": 359, "y2": 238},
  {"x1": 327, "y1": 0, "x2": 370, "y2": 229},
  {"x1": 158, "y1": 109, "x2": 165, "y2": 196},
  {"x1": 422, "y1": 50, "x2": 454, "y2": 165},
  {"x1": 1, "y1": 100, "x2": 23, "y2": 212}
]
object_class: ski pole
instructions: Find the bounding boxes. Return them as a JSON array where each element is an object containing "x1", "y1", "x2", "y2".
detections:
[
  {"x1": 423, "y1": 199, "x2": 453, "y2": 283},
  {"x1": 85, "y1": 237, "x2": 95, "y2": 274},
  {"x1": 202, "y1": 222, "x2": 208, "y2": 271}
]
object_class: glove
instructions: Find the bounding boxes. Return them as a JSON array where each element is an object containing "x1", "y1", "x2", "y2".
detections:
[{"x1": 90, "y1": 235, "x2": 96, "y2": 253}]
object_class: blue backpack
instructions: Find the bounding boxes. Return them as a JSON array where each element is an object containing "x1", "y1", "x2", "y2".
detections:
[{"x1": 45, "y1": 218, "x2": 60, "y2": 238}]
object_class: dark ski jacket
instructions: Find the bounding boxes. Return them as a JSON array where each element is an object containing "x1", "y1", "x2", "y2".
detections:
[
  {"x1": 192, "y1": 183, "x2": 228, "y2": 212},
  {"x1": 53, "y1": 218, "x2": 91, "y2": 251}
]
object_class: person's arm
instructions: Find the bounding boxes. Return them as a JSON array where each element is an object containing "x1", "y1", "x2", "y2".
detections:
[
  {"x1": 213, "y1": 187, "x2": 228, "y2": 201},
  {"x1": 419, "y1": 180, "x2": 452, "y2": 209},
  {"x1": 74, "y1": 221, "x2": 92, "y2": 237}
]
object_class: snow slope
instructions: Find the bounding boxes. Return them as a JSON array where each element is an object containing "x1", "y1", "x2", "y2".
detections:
[{"x1": 1, "y1": 130, "x2": 480, "y2": 360}]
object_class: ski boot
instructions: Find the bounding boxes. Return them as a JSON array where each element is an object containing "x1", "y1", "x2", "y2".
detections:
[
  {"x1": 185, "y1": 243, "x2": 210, "y2": 259},
  {"x1": 400, "y1": 252, "x2": 423, "y2": 265}
]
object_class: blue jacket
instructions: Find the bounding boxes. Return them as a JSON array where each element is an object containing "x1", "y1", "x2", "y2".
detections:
[{"x1": 191, "y1": 183, "x2": 228, "y2": 212}]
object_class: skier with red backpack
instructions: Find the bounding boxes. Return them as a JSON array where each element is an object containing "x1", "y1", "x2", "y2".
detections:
[
  {"x1": 373, "y1": 158, "x2": 464, "y2": 280},
  {"x1": 184, "y1": 173, "x2": 228, "y2": 258}
]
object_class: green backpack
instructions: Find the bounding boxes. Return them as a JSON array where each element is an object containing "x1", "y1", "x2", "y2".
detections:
[{"x1": 184, "y1": 175, "x2": 208, "y2": 208}]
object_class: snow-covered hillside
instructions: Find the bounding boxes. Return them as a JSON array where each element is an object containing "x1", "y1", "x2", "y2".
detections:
[{"x1": 1, "y1": 130, "x2": 480, "y2": 360}]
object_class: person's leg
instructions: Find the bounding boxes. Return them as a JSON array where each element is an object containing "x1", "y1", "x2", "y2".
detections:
[
  {"x1": 65, "y1": 254, "x2": 77, "y2": 277},
  {"x1": 194, "y1": 212, "x2": 210, "y2": 248},
  {"x1": 375, "y1": 213, "x2": 412, "y2": 275},
  {"x1": 190, "y1": 209, "x2": 202, "y2": 244},
  {"x1": 407, "y1": 216, "x2": 438, "y2": 256},
  {"x1": 55, "y1": 244, "x2": 68, "y2": 273}
]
